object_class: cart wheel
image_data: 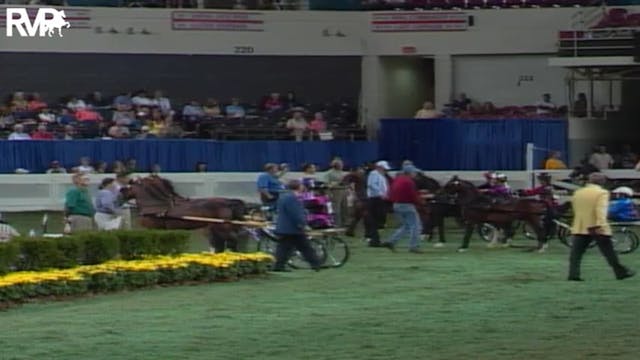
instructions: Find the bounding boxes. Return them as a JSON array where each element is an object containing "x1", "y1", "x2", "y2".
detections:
[
  {"x1": 321, "y1": 236, "x2": 350, "y2": 268},
  {"x1": 612, "y1": 229, "x2": 640, "y2": 255},
  {"x1": 478, "y1": 223, "x2": 498, "y2": 242}
]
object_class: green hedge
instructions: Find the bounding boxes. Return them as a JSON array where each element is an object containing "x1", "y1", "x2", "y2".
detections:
[{"x1": 0, "y1": 230, "x2": 191, "y2": 273}]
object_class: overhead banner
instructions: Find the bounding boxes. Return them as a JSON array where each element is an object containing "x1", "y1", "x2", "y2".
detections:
[
  {"x1": 0, "y1": 7, "x2": 91, "y2": 29},
  {"x1": 171, "y1": 11, "x2": 264, "y2": 32},
  {"x1": 371, "y1": 12, "x2": 468, "y2": 32}
]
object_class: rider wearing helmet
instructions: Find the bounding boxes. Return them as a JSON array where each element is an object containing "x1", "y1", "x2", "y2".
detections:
[
  {"x1": 478, "y1": 171, "x2": 496, "y2": 190},
  {"x1": 608, "y1": 187, "x2": 639, "y2": 222},
  {"x1": 483, "y1": 173, "x2": 511, "y2": 198}
]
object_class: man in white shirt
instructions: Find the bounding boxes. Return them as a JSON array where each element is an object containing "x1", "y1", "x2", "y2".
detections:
[
  {"x1": 414, "y1": 101, "x2": 441, "y2": 119},
  {"x1": 153, "y1": 90, "x2": 172, "y2": 115},
  {"x1": 364, "y1": 160, "x2": 391, "y2": 247},
  {"x1": 8, "y1": 124, "x2": 31, "y2": 140},
  {"x1": 535, "y1": 93, "x2": 556, "y2": 115},
  {"x1": 589, "y1": 145, "x2": 614, "y2": 170}
]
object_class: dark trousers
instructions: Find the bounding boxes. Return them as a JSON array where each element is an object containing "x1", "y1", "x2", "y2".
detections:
[
  {"x1": 568, "y1": 234, "x2": 630, "y2": 279},
  {"x1": 364, "y1": 197, "x2": 387, "y2": 245},
  {"x1": 274, "y1": 234, "x2": 321, "y2": 270}
]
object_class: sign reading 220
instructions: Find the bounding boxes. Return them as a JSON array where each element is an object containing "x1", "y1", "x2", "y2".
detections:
[{"x1": 233, "y1": 46, "x2": 255, "y2": 54}]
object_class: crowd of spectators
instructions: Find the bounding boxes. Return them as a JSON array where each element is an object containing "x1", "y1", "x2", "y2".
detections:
[
  {"x1": 414, "y1": 92, "x2": 568, "y2": 120},
  {"x1": 0, "y1": 89, "x2": 362, "y2": 142}
]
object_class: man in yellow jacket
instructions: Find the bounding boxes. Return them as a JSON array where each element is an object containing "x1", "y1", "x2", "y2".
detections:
[{"x1": 569, "y1": 173, "x2": 634, "y2": 281}]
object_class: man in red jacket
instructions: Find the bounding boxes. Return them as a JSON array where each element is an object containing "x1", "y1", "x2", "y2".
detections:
[{"x1": 382, "y1": 164, "x2": 423, "y2": 253}]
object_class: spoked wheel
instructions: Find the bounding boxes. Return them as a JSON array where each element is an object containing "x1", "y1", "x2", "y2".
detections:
[
  {"x1": 254, "y1": 228, "x2": 279, "y2": 256},
  {"x1": 478, "y1": 223, "x2": 498, "y2": 242},
  {"x1": 612, "y1": 229, "x2": 640, "y2": 254},
  {"x1": 319, "y1": 236, "x2": 350, "y2": 268},
  {"x1": 288, "y1": 238, "x2": 328, "y2": 269},
  {"x1": 521, "y1": 223, "x2": 537, "y2": 240}
]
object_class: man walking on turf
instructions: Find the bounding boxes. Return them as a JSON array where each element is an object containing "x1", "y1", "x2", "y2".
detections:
[
  {"x1": 382, "y1": 164, "x2": 423, "y2": 253},
  {"x1": 568, "y1": 172, "x2": 634, "y2": 281},
  {"x1": 272, "y1": 179, "x2": 322, "y2": 272}
]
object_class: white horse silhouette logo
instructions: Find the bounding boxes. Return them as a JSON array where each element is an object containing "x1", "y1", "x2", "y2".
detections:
[{"x1": 43, "y1": 10, "x2": 71, "y2": 37}]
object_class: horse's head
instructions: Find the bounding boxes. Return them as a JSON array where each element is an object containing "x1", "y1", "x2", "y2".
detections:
[
  {"x1": 119, "y1": 177, "x2": 143, "y2": 200},
  {"x1": 415, "y1": 172, "x2": 441, "y2": 192}
]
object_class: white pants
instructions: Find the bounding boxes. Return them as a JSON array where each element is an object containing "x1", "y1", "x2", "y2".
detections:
[{"x1": 94, "y1": 213, "x2": 122, "y2": 231}]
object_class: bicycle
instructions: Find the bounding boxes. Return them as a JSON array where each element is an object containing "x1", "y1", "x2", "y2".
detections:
[
  {"x1": 306, "y1": 228, "x2": 350, "y2": 268},
  {"x1": 247, "y1": 224, "x2": 329, "y2": 269},
  {"x1": 555, "y1": 220, "x2": 639, "y2": 255}
]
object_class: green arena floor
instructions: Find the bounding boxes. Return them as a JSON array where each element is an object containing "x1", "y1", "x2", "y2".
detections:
[{"x1": 0, "y1": 212, "x2": 639, "y2": 360}]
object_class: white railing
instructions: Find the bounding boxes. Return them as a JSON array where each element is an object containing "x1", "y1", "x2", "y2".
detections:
[{"x1": 1, "y1": 169, "x2": 639, "y2": 212}]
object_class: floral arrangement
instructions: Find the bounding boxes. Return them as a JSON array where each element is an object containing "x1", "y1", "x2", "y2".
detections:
[{"x1": 0, "y1": 252, "x2": 273, "y2": 306}]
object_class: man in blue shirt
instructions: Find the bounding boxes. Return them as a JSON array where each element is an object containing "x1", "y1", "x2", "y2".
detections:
[
  {"x1": 364, "y1": 160, "x2": 391, "y2": 247},
  {"x1": 256, "y1": 163, "x2": 285, "y2": 208},
  {"x1": 272, "y1": 180, "x2": 322, "y2": 272}
]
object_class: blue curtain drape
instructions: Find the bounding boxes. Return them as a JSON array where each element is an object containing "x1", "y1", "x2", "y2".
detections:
[
  {"x1": 0, "y1": 140, "x2": 378, "y2": 173},
  {"x1": 378, "y1": 118, "x2": 568, "y2": 170}
]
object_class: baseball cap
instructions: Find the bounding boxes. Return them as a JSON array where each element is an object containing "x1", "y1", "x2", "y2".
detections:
[
  {"x1": 402, "y1": 164, "x2": 418, "y2": 174},
  {"x1": 375, "y1": 160, "x2": 391, "y2": 170}
]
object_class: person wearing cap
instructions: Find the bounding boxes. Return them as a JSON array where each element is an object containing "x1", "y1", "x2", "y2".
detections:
[
  {"x1": 0, "y1": 213, "x2": 20, "y2": 242},
  {"x1": 272, "y1": 179, "x2": 322, "y2": 272},
  {"x1": 94, "y1": 178, "x2": 123, "y2": 231},
  {"x1": 482, "y1": 173, "x2": 511, "y2": 198},
  {"x1": 478, "y1": 172, "x2": 496, "y2": 190},
  {"x1": 518, "y1": 173, "x2": 560, "y2": 240},
  {"x1": 382, "y1": 164, "x2": 423, "y2": 253},
  {"x1": 568, "y1": 173, "x2": 634, "y2": 281},
  {"x1": 608, "y1": 187, "x2": 639, "y2": 222},
  {"x1": 364, "y1": 160, "x2": 391, "y2": 247},
  {"x1": 257, "y1": 163, "x2": 285, "y2": 209},
  {"x1": 64, "y1": 173, "x2": 95, "y2": 232},
  {"x1": 325, "y1": 158, "x2": 349, "y2": 227}
]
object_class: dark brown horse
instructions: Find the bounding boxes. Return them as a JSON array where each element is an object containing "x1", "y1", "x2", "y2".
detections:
[
  {"x1": 342, "y1": 168, "x2": 367, "y2": 237},
  {"x1": 443, "y1": 177, "x2": 548, "y2": 252},
  {"x1": 122, "y1": 176, "x2": 247, "y2": 253},
  {"x1": 414, "y1": 173, "x2": 462, "y2": 245}
]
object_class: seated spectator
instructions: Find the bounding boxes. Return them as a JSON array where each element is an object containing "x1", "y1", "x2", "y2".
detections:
[
  {"x1": 195, "y1": 161, "x2": 208, "y2": 172},
  {"x1": 8, "y1": 124, "x2": 31, "y2": 140},
  {"x1": 284, "y1": 91, "x2": 300, "y2": 109},
  {"x1": 0, "y1": 106, "x2": 15, "y2": 128},
  {"x1": 182, "y1": 100, "x2": 205, "y2": 117},
  {"x1": 31, "y1": 123, "x2": 55, "y2": 140},
  {"x1": 108, "y1": 123, "x2": 131, "y2": 138},
  {"x1": 264, "y1": 92, "x2": 283, "y2": 112},
  {"x1": 286, "y1": 111, "x2": 308, "y2": 142},
  {"x1": 152, "y1": 90, "x2": 172, "y2": 115},
  {"x1": 113, "y1": 92, "x2": 133, "y2": 111},
  {"x1": 135, "y1": 106, "x2": 151, "y2": 124},
  {"x1": 618, "y1": 144, "x2": 637, "y2": 169},
  {"x1": 203, "y1": 98, "x2": 222, "y2": 116},
  {"x1": 164, "y1": 118, "x2": 186, "y2": 138},
  {"x1": 225, "y1": 98, "x2": 246, "y2": 118},
  {"x1": 57, "y1": 108, "x2": 77, "y2": 125},
  {"x1": 67, "y1": 96, "x2": 87, "y2": 112},
  {"x1": 76, "y1": 106, "x2": 103, "y2": 122},
  {"x1": 544, "y1": 151, "x2": 567, "y2": 170},
  {"x1": 87, "y1": 91, "x2": 110, "y2": 108},
  {"x1": 95, "y1": 161, "x2": 108, "y2": 174},
  {"x1": 61, "y1": 124, "x2": 76, "y2": 140},
  {"x1": 573, "y1": 93, "x2": 588, "y2": 118},
  {"x1": 27, "y1": 93, "x2": 47, "y2": 111},
  {"x1": 38, "y1": 108, "x2": 56, "y2": 123},
  {"x1": 75, "y1": 157, "x2": 95, "y2": 174},
  {"x1": 136, "y1": 125, "x2": 157, "y2": 139},
  {"x1": 589, "y1": 145, "x2": 614, "y2": 170},
  {"x1": 148, "y1": 108, "x2": 168, "y2": 136},
  {"x1": 112, "y1": 109, "x2": 135, "y2": 126},
  {"x1": 482, "y1": 102, "x2": 497, "y2": 114},
  {"x1": 535, "y1": 93, "x2": 556, "y2": 115},
  {"x1": 132, "y1": 90, "x2": 153, "y2": 107},
  {"x1": 46, "y1": 160, "x2": 67, "y2": 174},
  {"x1": 111, "y1": 161, "x2": 126, "y2": 174},
  {"x1": 308, "y1": 112, "x2": 327, "y2": 136},
  {"x1": 10, "y1": 92, "x2": 28, "y2": 112},
  {"x1": 414, "y1": 101, "x2": 441, "y2": 119}
]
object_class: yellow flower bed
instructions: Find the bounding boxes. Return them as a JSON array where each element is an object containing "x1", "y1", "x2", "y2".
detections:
[{"x1": 0, "y1": 252, "x2": 274, "y2": 305}]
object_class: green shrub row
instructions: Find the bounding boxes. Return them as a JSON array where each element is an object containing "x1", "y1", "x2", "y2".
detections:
[
  {"x1": 0, "y1": 259, "x2": 271, "y2": 305},
  {"x1": 0, "y1": 230, "x2": 191, "y2": 273}
]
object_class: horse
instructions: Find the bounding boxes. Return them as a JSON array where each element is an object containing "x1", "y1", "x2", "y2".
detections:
[
  {"x1": 342, "y1": 168, "x2": 367, "y2": 237},
  {"x1": 413, "y1": 173, "x2": 462, "y2": 246},
  {"x1": 442, "y1": 177, "x2": 548, "y2": 252},
  {"x1": 121, "y1": 175, "x2": 247, "y2": 253}
]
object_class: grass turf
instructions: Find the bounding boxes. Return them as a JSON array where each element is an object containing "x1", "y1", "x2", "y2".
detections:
[{"x1": 0, "y1": 212, "x2": 639, "y2": 360}]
